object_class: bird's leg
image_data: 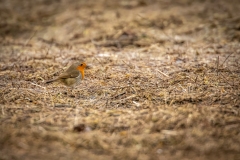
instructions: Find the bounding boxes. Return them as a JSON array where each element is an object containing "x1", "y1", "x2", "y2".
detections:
[{"x1": 69, "y1": 87, "x2": 75, "y2": 98}]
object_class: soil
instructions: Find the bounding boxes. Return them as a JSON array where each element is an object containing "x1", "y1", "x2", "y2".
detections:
[{"x1": 0, "y1": 0, "x2": 240, "y2": 160}]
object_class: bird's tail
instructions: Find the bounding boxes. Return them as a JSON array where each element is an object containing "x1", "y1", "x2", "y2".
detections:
[{"x1": 45, "y1": 78, "x2": 58, "y2": 84}]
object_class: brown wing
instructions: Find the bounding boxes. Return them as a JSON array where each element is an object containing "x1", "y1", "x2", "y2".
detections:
[{"x1": 58, "y1": 70, "x2": 80, "y2": 79}]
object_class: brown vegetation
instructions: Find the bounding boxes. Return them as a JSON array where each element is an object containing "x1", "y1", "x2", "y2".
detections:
[{"x1": 0, "y1": 0, "x2": 240, "y2": 159}]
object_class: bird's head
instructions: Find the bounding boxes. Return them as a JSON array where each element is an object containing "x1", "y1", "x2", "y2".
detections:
[{"x1": 77, "y1": 62, "x2": 87, "y2": 79}]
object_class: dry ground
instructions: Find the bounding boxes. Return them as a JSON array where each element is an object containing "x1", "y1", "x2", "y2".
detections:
[{"x1": 0, "y1": 0, "x2": 240, "y2": 160}]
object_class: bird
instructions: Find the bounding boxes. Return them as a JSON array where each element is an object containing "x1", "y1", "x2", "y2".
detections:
[{"x1": 46, "y1": 62, "x2": 87, "y2": 87}]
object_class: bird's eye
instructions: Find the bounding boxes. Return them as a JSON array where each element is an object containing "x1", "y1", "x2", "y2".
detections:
[{"x1": 80, "y1": 64, "x2": 83, "y2": 66}]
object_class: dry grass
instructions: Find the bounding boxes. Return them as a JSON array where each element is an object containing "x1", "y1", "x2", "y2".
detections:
[{"x1": 0, "y1": 0, "x2": 240, "y2": 160}]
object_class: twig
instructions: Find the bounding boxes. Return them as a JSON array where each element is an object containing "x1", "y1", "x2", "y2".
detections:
[
  {"x1": 194, "y1": 75, "x2": 198, "y2": 83},
  {"x1": 36, "y1": 113, "x2": 56, "y2": 124},
  {"x1": 94, "y1": 57, "x2": 104, "y2": 67},
  {"x1": 30, "y1": 82, "x2": 46, "y2": 89},
  {"x1": 178, "y1": 84, "x2": 187, "y2": 92},
  {"x1": 216, "y1": 56, "x2": 219, "y2": 76},
  {"x1": 157, "y1": 69, "x2": 170, "y2": 77},
  {"x1": 122, "y1": 60, "x2": 132, "y2": 69},
  {"x1": 1, "y1": 105, "x2": 4, "y2": 115},
  {"x1": 54, "y1": 104, "x2": 73, "y2": 108},
  {"x1": 219, "y1": 72, "x2": 234, "y2": 87},
  {"x1": 46, "y1": 42, "x2": 53, "y2": 56},
  {"x1": 111, "y1": 94, "x2": 137, "y2": 103},
  {"x1": 24, "y1": 30, "x2": 38, "y2": 46},
  {"x1": 220, "y1": 52, "x2": 234, "y2": 67}
]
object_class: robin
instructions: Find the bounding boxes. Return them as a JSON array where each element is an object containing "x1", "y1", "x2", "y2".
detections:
[{"x1": 46, "y1": 62, "x2": 87, "y2": 87}]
